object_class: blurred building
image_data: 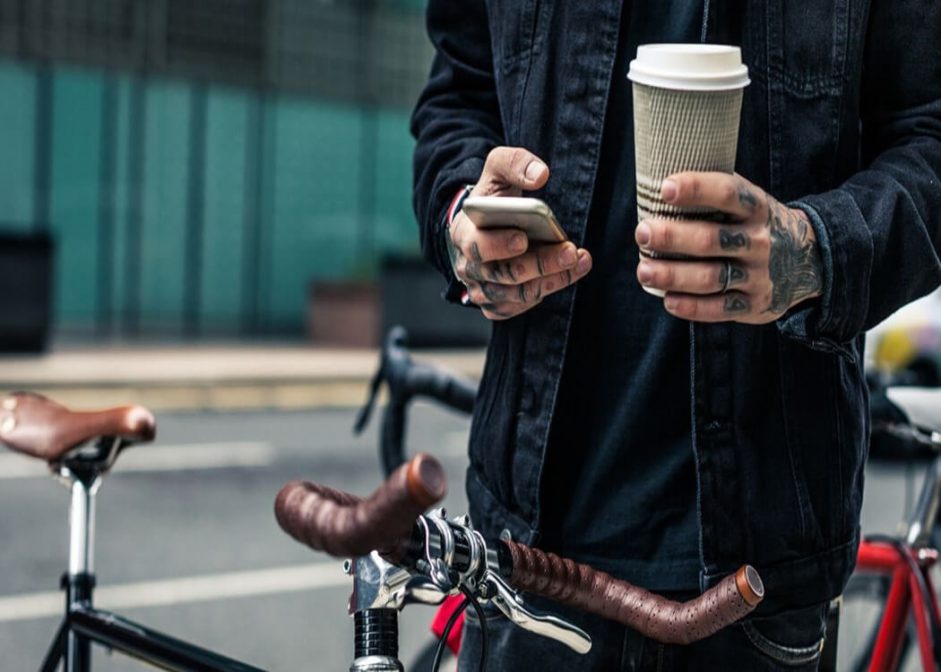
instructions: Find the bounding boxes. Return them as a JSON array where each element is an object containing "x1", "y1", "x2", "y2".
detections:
[{"x1": 0, "y1": 0, "x2": 433, "y2": 339}]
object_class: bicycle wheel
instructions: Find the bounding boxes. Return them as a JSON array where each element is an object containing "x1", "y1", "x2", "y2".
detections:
[{"x1": 839, "y1": 572, "x2": 915, "y2": 671}]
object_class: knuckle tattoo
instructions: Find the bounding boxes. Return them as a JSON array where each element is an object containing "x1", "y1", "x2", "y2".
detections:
[
  {"x1": 718, "y1": 229, "x2": 750, "y2": 251},
  {"x1": 724, "y1": 295, "x2": 751, "y2": 314},
  {"x1": 481, "y1": 282, "x2": 501, "y2": 303},
  {"x1": 737, "y1": 184, "x2": 759, "y2": 211}
]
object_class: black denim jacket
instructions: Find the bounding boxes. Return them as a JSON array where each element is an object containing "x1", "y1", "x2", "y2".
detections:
[{"x1": 410, "y1": 0, "x2": 941, "y2": 614}]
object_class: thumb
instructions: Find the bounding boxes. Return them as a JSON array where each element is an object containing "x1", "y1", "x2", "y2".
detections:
[{"x1": 481, "y1": 146, "x2": 550, "y2": 192}]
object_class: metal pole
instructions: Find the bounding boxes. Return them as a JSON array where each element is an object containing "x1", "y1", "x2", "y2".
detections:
[
  {"x1": 68, "y1": 477, "x2": 100, "y2": 577},
  {"x1": 66, "y1": 474, "x2": 101, "y2": 672}
]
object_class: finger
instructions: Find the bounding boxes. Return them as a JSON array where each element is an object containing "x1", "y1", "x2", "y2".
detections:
[
  {"x1": 478, "y1": 242, "x2": 580, "y2": 285},
  {"x1": 517, "y1": 249, "x2": 592, "y2": 303},
  {"x1": 636, "y1": 219, "x2": 767, "y2": 259},
  {"x1": 661, "y1": 172, "x2": 765, "y2": 220},
  {"x1": 463, "y1": 281, "x2": 518, "y2": 321},
  {"x1": 662, "y1": 291, "x2": 762, "y2": 324},
  {"x1": 468, "y1": 250, "x2": 591, "y2": 307},
  {"x1": 476, "y1": 146, "x2": 550, "y2": 196},
  {"x1": 454, "y1": 218, "x2": 530, "y2": 268},
  {"x1": 637, "y1": 257, "x2": 749, "y2": 295}
]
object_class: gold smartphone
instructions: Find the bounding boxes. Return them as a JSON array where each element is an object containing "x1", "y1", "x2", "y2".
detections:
[{"x1": 461, "y1": 196, "x2": 568, "y2": 244}]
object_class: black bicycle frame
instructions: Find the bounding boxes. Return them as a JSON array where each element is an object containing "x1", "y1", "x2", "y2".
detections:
[
  {"x1": 42, "y1": 601, "x2": 265, "y2": 672},
  {"x1": 39, "y1": 446, "x2": 268, "y2": 672}
]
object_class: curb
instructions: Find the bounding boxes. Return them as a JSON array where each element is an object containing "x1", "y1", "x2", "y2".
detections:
[{"x1": 0, "y1": 348, "x2": 485, "y2": 413}]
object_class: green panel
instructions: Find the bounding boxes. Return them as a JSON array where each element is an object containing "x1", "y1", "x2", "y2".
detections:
[
  {"x1": 0, "y1": 61, "x2": 36, "y2": 231},
  {"x1": 110, "y1": 75, "x2": 131, "y2": 331},
  {"x1": 200, "y1": 87, "x2": 248, "y2": 332},
  {"x1": 374, "y1": 109, "x2": 420, "y2": 255},
  {"x1": 49, "y1": 67, "x2": 104, "y2": 328},
  {"x1": 139, "y1": 81, "x2": 190, "y2": 331},
  {"x1": 265, "y1": 97, "x2": 363, "y2": 331}
]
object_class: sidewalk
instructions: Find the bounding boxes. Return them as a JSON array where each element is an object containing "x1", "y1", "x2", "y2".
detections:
[{"x1": 0, "y1": 345, "x2": 486, "y2": 412}]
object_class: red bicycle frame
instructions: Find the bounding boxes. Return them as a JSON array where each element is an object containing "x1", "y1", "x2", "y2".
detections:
[{"x1": 855, "y1": 540, "x2": 941, "y2": 671}]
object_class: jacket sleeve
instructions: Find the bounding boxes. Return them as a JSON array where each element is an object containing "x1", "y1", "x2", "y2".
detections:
[
  {"x1": 410, "y1": 0, "x2": 505, "y2": 291},
  {"x1": 779, "y1": 0, "x2": 941, "y2": 352}
]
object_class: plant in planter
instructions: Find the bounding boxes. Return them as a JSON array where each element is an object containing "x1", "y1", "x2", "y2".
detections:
[{"x1": 306, "y1": 260, "x2": 380, "y2": 348}]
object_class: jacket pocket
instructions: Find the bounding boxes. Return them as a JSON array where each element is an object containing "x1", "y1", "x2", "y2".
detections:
[
  {"x1": 777, "y1": 336, "x2": 858, "y2": 549},
  {"x1": 741, "y1": 603, "x2": 828, "y2": 666},
  {"x1": 764, "y1": 0, "x2": 850, "y2": 98},
  {"x1": 486, "y1": 0, "x2": 542, "y2": 74}
]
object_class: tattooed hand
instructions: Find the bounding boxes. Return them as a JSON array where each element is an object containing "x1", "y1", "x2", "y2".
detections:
[
  {"x1": 634, "y1": 172, "x2": 823, "y2": 324},
  {"x1": 448, "y1": 146, "x2": 593, "y2": 321}
]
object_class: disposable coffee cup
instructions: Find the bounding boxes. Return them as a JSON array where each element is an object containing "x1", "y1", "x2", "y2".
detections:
[{"x1": 628, "y1": 44, "x2": 750, "y2": 297}]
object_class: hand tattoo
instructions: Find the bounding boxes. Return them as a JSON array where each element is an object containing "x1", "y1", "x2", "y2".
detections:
[
  {"x1": 724, "y1": 295, "x2": 750, "y2": 314},
  {"x1": 737, "y1": 185, "x2": 759, "y2": 211},
  {"x1": 764, "y1": 199, "x2": 823, "y2": 314},
  {"x1": 719, "y1": 229, "x2": 750, "y2": 251},
  {"x1": 718, "y1": 262, "x2": 748, "y2": 289},
  {"x1": 480, "y1": 282, "x2": 507, "y2": 303}
]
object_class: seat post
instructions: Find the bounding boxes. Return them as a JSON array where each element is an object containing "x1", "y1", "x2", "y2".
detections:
[
  {"x1": 68, "y1": 474, "x2": 101, "y2": 576},
  {"x1": 62, "y1": 467, "x2": 102, "y2": 672}
]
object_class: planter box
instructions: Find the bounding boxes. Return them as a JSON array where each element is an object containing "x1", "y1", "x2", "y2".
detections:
[
  {"x1": 307, "y1": 281, "x2": 380, "y2": 348},
  {"x1": 380, "y1": 255, "x2": 490, "y2": 348},
  {"x1": 0, "y1": 231, "x2": 54, "y2": 353}
]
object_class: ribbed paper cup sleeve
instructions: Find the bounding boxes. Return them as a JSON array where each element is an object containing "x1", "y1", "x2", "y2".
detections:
[{"x1": 632, "y1": 83, "x2": 744, "y2": 226}]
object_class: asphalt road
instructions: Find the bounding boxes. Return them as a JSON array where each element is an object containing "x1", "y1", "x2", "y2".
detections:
[{"x1": 0, "y1": 405, "x2": 933, "y2": 671}]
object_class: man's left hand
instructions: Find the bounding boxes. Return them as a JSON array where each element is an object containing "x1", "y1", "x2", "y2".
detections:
[{"x1": 635, "y1": 172, "x2": 823, "y2": 324}]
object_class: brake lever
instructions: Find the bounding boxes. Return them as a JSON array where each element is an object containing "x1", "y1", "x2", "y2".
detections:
[{"x1": 483, "y1": 570, "x2": 592, "y2": 654}]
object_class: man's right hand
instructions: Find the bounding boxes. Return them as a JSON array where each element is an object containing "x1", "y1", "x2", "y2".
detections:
[{"x1": 448, "y1": 147, "x2": 593, "y2": 321}]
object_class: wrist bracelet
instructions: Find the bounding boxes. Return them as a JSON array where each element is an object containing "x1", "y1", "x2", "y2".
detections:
[{"x1": 446, "y1": 184, "x2": 475, "y2": 227}]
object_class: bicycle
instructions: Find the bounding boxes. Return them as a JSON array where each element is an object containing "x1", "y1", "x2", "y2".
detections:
[
  {"x1": 273, "y1": 451, "x2": 766, "y2": 671},
  {"x1": 0, "y1": 392, "x2": 270, "y2": 671},
  {"x1": 1, "y1": 388, "x2": 764, "y2": 670},
  {"x1": 354, "y1": 326, "x2": 477, "y2": 669},
  {"x1": 840, "y1": 384, "x2": 941, "y2": 672}
]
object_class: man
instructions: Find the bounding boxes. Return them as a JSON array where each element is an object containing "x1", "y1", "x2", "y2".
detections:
[{"x1": 411, "y1": 1, "x2": 941, "y2": 669}]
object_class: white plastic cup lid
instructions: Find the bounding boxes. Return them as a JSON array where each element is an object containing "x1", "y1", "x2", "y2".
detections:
[{"x1": 628, "y1": 44, "x2": 750, "y2": 91}]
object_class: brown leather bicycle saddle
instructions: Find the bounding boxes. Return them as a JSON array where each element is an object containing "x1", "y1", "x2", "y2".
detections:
[{"x1": 0, "y1": 392, "x2": 156, "y2": 463}]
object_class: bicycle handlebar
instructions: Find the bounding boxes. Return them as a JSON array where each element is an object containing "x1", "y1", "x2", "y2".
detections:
[
  {"x1": 274, "y1": 453, "x2": 446, "y2": 561},
  {"x1": 274, "y1": 455, "x2": 764, "y2": 647},
  {"x1": 504, "y1": 541, "x2": 763, "y2": 645},
  {"x1": 355, "y1": 326, "x2": 477, "y2": 475}
]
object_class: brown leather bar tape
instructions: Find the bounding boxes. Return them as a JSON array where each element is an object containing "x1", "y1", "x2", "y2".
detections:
[
  {"x1": 504, "y1": 541, "x2": 764, "y2": 644},
  {"x1": 274, "y1": 453, "x2": 446, "y2": 560}
]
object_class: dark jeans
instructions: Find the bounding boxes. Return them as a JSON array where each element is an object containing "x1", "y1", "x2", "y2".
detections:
[{"x1": 458, "y1": 594, "x2": 828, "y2": 671}]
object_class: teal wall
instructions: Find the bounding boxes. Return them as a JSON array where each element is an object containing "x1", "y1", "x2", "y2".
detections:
[{"x1": 0, "y1": 60, "x2": 420, "y2": 337}]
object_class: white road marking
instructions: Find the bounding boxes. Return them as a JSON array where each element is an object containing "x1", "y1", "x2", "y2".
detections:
[
  {"x1": 0, "y1": 442, "x2": 275, "y2": 480},
  {"x1": 0, "y1": 562, "x2": 347, "y2": 622}
]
